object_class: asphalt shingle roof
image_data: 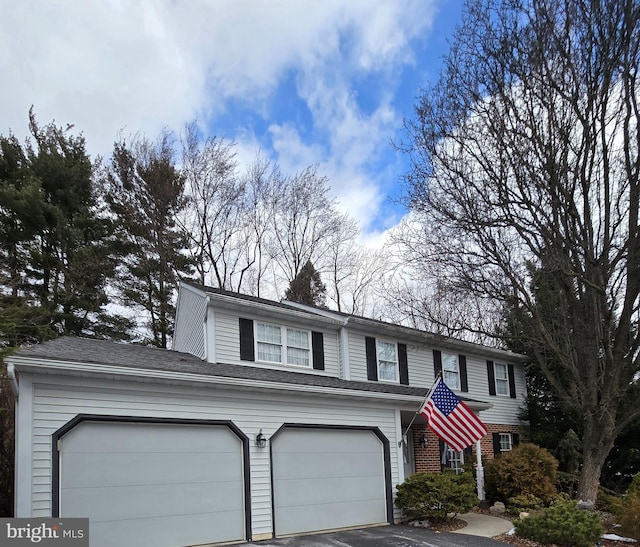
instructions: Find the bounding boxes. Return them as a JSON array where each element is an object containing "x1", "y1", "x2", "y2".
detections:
[{"x1": 12, "y1": 337, "x2": 430, "y2": 398}]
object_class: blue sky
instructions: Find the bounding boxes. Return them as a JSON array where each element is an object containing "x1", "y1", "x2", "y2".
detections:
[{"x1": 1, "y1": 0, "x2": 465, "y2": 241}]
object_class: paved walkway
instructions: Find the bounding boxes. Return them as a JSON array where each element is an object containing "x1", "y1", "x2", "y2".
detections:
[{"x1": 453, "y1": 512, "x2": 514, "y2": 537}]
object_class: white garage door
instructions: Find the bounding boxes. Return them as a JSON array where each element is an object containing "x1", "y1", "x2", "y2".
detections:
[
  {"x1": 59, "y1": 420, "x2": 245, "y2": 547},
  {"x1": 271, "y1": 427, "x2": 388, "y2": 536}
]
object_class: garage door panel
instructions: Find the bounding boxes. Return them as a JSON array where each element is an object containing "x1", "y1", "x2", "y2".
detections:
[
  {"x1": 275, "y1": 429, "x2": 382, "y2": 453},
  {"x1": 62, "y1": 479, "x2": 244, "y2": 521},
  {"x1": 274, "y1": 476, "x2": 385, "y2": 507},
  {"x1": 276, "y1": 498, "x2": 387, "y2": 535},
  {"x1": 88, "y1": 509, "x2": 245, "y2": 547},
  {"x1": 63, "y1": 421, "x2": 241, "y2": 453},
  {"x1": 62, "y1": 450, "x2": 243, "y2": 488},
  {"x1": 272, "y1": 428, "x2": 388, "y2": 536},
  {"x1": 273, "y1": 451, "x2": 383, "y2": 480},
  {"x1": 59, "y1": 420, "x2": 246, "y2": 547}
]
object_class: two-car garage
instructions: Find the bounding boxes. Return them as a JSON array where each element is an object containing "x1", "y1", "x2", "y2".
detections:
[{"x1": 53, "y1": 418, "x2": 392, "y2": 546}]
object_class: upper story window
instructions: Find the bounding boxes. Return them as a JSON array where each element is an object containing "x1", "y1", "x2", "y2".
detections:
[
  {"x1": 366, "y1": 337, "x2": 409, "y2": 385},
  {"x1": 376, "y1": 340, "x2": 398, "y2": 382},
  {"x1": 256, "y1": 321, "x2": 310, "y2": 367},
  {"x1": 487, "y1": 360, "x2": 516, "y2": 398},
  {"x1": 442, "y1": 352, "x2": 460, "y2": 390},
  {"x1": 433, "y1": 350, "x2": 468, "y2": 392},
  {"x1": 494, "y1": 363, "x2": 509, "y2": 396}
]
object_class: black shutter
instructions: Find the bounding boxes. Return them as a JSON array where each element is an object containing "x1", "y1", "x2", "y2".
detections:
[
  {"x1": 513, "y1": 433, "x2": 520, "y2": 447},
  {"x1": 398, "y1": 343, "x2": 409, "y2": 385},
  {"x1": 239, "y1": 318, "x2": 254, "y2": 361},
  {"x1": 433, "y1": 350, "x2": 442, "y2": 378},
  {"x1": 487, "y1": 360, "x2": 496, "y2": 395},
  {"x1": 365, "y1": 336, "x2": 378, "y2": 381},
  {"x1": 459, "y1": 355, "x2": 468, "y2": 392},
  {"x1": 439, "y1": 439, "x2": 446, "y2": 471},
  {"x1": 508, "y1": 364, "x2": 517, "y2": 398},
  {"x1": 464, "y1": 444, "x2": 473, "y2": 465},
  {"x1": 492, "y1": 433, "x2": 502, "y2": 457},
  {"x1": 312, "y1": 331, "x2": 324, "y2": 370}
]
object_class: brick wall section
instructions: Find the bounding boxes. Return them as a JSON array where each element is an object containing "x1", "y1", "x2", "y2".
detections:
[
  {"x1": 412, "y1": 425, "x2": 441, "y2": 473},
  {"x1": 412, "y1": 423, "x2": 522, "y2": 473}
]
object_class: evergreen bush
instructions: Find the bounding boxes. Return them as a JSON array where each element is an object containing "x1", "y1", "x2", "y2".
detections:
[
  {"x1": 506, "y1": 494, "x2": 544, "y2": 515},
  {"x1": 395, "y1": 470, "x2": 478, "y2": 522},
  {"x1": 617, "y1": 472, "x2": 640, "y2": 539},
  {"x1": 514, "y1": 500, "x2": 604, "y2": 547},
  {"x1": 485, "y1": 443, "x2": 558, "y2": 503}
]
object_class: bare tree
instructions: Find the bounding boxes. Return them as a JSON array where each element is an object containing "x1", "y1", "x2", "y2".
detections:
[
  {"x1": 387, "y1": 217, "x2": 503, "y2": 345},
  {"x1": 180, "y1": 123, "x2": 252, "y2": 291},
  {"x1": 240, "y1": 155, "x2": 284, "y2": 297},
  {"x1": 402, "y1": 0, "x2": 640, "y2": 503},
  {"x1": 268, "y1": 165, "x2": 342, "y2": 287}
]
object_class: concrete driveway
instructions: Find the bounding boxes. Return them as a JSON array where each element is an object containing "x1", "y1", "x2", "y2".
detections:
[{"x1": 241, "y1": 524, "x2": 508, "y2": 547}]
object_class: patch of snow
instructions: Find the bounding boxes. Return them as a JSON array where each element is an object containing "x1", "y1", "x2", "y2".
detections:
[{"x1": 602, "y1": 533, "x2": 638, "y2": 543}]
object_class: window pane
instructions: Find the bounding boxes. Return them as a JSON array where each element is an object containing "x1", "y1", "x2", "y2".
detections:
[
  {"x1": 442, "y1": 352, "x2": 459, "y2": 389},
  {"x1": 496, "y1": 378, "x2": 509, "y2": 395},
  {"x1": 287, "y1": 346, "x2": 310, "y2": 367},
  {"x1": 257, "y1": 323, "x2": 281, "y2": 344},
  {"x1": 379, "y1": 361, "x2": 396, "y2": 381},
  {"x1": 377, "y1": 341, "x2": 397, "y2": 381},
  {"x1": 500, "y1": 433, "x2": 512, "y2": 451},
  {"x1": 447, "y1": 448, "x2": 464, "y2": 474},
  {"x1": 495, "y1": 363, "x2": 508, "y2": 395},
  {"x1": 257, "y1": 342, "x2": 281, "y2": 363},
  {"x1": 287, "y1": 328, "x2": 309, "y2": 349},
  {"x1": 377, "y1": 341, "x2": 396, "y2": 361},
  {"x1": 495, "y1": 363, "x2": 508, "y2": 379}
]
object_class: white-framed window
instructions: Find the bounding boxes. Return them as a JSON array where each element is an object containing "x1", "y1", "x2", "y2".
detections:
[
  {"x1": 376, "y1": 340, "x2": 398, "y2": 382},
  {"x1": 494, "y1": 363, "x2": 509, "y2": 396},
  {"x1": 256, "y1": 322, "x2": 310, "y2": 367},
  {"x1": 445, "y1": 446, "x2": 465, "y2": 474},
  {"x1": 499, "y1": 433, "x2": 513, "y2": 452},
  {"x1": 442, "y1": 352, "x2": 459, "y2": 390}
]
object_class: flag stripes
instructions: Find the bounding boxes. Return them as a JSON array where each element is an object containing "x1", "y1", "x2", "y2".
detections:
[{"x1": 420, "y1": 377, "x2": 488, "y2": 452}]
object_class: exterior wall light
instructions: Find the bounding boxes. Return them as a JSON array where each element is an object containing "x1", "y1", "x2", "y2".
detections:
[{"x1": 255, "y1": 429, "x2": 267, "y2": 448}]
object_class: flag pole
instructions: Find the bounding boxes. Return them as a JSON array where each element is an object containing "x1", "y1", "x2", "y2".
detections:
[{"x1": 403, "y1": 371, "x2": 442, "y2": 435}]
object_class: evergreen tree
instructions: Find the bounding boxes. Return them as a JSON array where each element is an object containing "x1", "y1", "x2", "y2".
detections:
[
  {"x1": 284, "y1": 260, "x2": 326, "y2": 307},
  {"x1": 0, "y1": 111, "x2": 127, "y2": 345},
  {"x1": 104, "y1": 131, "x2": 193, "y2": 348}
]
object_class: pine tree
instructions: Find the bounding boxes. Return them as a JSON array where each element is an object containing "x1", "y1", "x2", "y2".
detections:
[
  {"x1": 0, "y1": 111, "x2": 127, "y2": 345},
  {"x1": 104, "y1": 131, "x2": 193, "y2": 348},
  {"x1": 284, "y1": 260, "x2": 326, "y2": 307}
]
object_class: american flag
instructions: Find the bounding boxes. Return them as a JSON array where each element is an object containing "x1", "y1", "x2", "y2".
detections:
[{"x1": 420, "y1": 377, "x2": 488, "y2": 452}]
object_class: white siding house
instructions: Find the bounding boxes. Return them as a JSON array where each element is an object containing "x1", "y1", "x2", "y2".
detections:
[{"x1": 9, "y1": 280, "x2": 529, "y2": 546}]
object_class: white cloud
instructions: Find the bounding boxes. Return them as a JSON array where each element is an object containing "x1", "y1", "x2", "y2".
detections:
[{"x1": 1, "y1": 0, "x2": 439, "y2": 234}]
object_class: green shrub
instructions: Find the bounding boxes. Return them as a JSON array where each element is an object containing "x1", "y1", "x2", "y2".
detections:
[
  {"x1": 618, "y1": 492, "x2": 640, "y2": 540},
  {"x1": 395, "y1": 470, "x2": 478, "y2": 522},
  {"x1": 485, "y1": 443, "x2": 558, "y2": 503},
  {"x1": 506, "y1": 494, "x2": 544, "y2": 515},
  {"x1": 627, "y1": 472, "x2": 640, "y2": 498},
  {"x1": 515, "y1": 500, "x2": 604, "y2": 547},
  {"x1": 596, "y1": 488, "x2": 623, "y2": 514},
  {"x1": 617, "y1": 472, "x2": 640, "y2": 540},
  {"x1": 556, "y1": 471, "x2": 580, "y2": 498}
]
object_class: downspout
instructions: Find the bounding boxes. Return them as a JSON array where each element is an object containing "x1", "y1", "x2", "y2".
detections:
[{"x1": 7, "y1": 363, "x2": 19, "y2": 399}]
